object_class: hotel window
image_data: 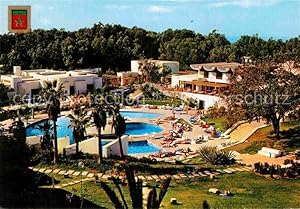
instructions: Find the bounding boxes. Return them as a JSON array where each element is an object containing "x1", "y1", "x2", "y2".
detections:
[
  {"x1": 204, "y1": 71, "x2": 209, "y2": 78},
  {"x1": 70, "y1": 86, "x2": 75, "y2": 95},
  {"x1": 216, "y1": 71, "x2": 222, "y2": 79},
  {"x1": 87, "y1": 84, "x2": 94, "y2": 92},
  {"x1": 31, "y1": 88, "x2": 40, "y2": 98}
]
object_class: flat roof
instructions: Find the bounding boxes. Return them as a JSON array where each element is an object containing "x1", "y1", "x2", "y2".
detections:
[
  {"x1": 190, "y1": 62, "x2": 241, "y2": 72},
  {"x1": 132, "y1": 59, "x2": 179, "y2": 63},
  {"x1": 173, "y1": 70, "x2": 196, "y2": 75}
]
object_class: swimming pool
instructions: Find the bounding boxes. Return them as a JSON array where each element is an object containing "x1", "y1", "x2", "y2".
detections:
[
  {"x1": 120, "y1": 111, "x2": 160, "y2": 119},
  {"x1": 128, "y1": 141, "x2": 160, "y2": 154},
  {"x1": 26, "y1": 118, "x2": 163, "y2": 143},
  {"x1": 26, "y1": 116, "x2": 73, "y2": 142},
  {"x1": 125, "y1": 122, "x2": 163, "y2": 136}
]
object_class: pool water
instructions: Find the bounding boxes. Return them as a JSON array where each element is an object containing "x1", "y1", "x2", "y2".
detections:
[
  {"x1": 120, "y1": 111, "x2": 160, "y2": 119},
  {"x1": 128, "y1": 141, "x2": 160, "y2": 154},
  {"x1": 27, "y1": 117, "x2": 163, "y2": 143},
  {"x1": 26, "y1": 117, "x2": 74, "y2": 143},
  {"x1": 27, "y1": 118, "x2": 162, "y2": 154},
  {"x1": 125, "y1": 122, "x2": 163, "y2": 136}
]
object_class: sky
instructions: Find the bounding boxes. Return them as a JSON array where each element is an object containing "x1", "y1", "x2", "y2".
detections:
[{"x1": 0, "y1": 0, "x2": 300, "y2": 41}]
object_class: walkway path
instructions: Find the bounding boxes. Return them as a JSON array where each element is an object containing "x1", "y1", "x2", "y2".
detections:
[
  {"x1": 229, "y1": 121, "x2": 267, "y2": 143},
  {"x1": 236, "y1": 152, "x2": 296, "y2": 166},
  {"x1": 29, "y1": 165, "x2": 253, "y2": 189}
]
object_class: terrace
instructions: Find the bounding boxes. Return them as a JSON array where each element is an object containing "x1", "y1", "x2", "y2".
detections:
[{"x1": 163, "y1": 79, "x2": 230, "y2": 96}]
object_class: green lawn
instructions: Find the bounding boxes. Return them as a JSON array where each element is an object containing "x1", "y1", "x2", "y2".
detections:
[
  {"x1": 65, "y1": 181, "x2": 131, "y2": 208},
  {"x1": 47, "y1": 172, "x2": 300, "y2": 208},
  {"x1": 161, "y1": 172, "x2": 300, "y2": 209},
  {"x1": 228, "y1": 121, "x2": 300, "y2": 154},
  {"x1": 46, "y1": 173, "x2": 131, "y2": 209},
  {"x1": 203, "y1": 116, "x2": 227, "y2": 132}
]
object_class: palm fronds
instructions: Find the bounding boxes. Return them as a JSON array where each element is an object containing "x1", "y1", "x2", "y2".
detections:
[
  {"x1": 198, "y1": 146, "x2": 236, "y2": 165},
  {"x1": 67, "y1": 107, "x2": 90, "y2": 155},
  {"x1": 100, "y1": 181, "x2": 124, "y2": 209}
]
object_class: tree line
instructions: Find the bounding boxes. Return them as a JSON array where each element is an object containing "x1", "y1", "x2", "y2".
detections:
[{"x1": 0, "y1": 23, "x2": 299, "y2": 73}]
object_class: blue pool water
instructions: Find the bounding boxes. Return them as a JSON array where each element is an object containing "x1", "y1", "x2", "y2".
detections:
[
  {"x1": 128, "y1": 141, "x2": 160, "y2": 154},
  {"x1": 26, "y1": 117, "x2": 74, "y2": 143},
  {"x1": 125, "y1": 122, "x2": 163, "y2": 136},
  {"x1": 27, "y1": 117, "x2": 163, "y2": 143},
  {"x1": 120, "y1": 111, "x2": 160, "y2": 119}
]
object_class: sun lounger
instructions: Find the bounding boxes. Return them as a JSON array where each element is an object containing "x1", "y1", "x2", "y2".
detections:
[
  {"x1": 257, "y1": 147, "x2": 281, "y2": 158},
  {"x1": 154, "y1": 135, "x2": 164, "y2": 140}
]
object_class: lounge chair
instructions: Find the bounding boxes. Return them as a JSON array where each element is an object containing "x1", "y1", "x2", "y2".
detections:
[
  {"x1": 174, "y1": 105, "x2": 184, "y2": 111},
  {"x1": 154, "y1": 135, "x2": 164, "y2": 140}
]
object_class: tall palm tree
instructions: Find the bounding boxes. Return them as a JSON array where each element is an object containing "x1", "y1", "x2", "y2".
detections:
[
  {"x1": 37, "y1": 120, "x2": 53, "y2": 161},
  {"x1": 18, "y1": 106, "x2": 32, "y2": 126},
  {"x1": 12, "y1": 115, "x2": 26, "y2": 142},
  {"x1": 92, "y1": 105, "x2": 107, "y2": 163},
  {"x1": 0, "y1": 83, "x2": 10, "y2": 105},
  {"x1": 108, "y1": 104, "x2": 120, "y2": 134},
  {"x1": 115, "y1": 113, "x2": 126, "y2": 158},
  {"x1": 67, "y1": 107, "x2": 90, "y2": 156},
  {"x1": 40, "y1": 80, "x2": 64, "y2": 164}
]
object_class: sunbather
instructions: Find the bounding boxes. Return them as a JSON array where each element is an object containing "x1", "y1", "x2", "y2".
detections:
[
  {"x1": 170, "y1": 128, "x2": 183, "y2": 138},
  {"x1": 165, "y1": 113, "x2": 176, "y2": 120}
]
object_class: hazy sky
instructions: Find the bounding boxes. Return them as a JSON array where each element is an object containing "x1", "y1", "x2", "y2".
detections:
[{"x1": 1, "y1": 0, "x2": 300, "y2": 41}]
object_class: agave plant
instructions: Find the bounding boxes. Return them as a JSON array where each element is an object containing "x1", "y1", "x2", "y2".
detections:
[
  {"x1": 198, "y1": 146, "x2": 235, "y2": 165},
  {"x1": 101, "y1": 164, "x2": 171, "y2": 209},
  {"x1": 218, "y1": 149, "x2": 236, "y2": 165}
]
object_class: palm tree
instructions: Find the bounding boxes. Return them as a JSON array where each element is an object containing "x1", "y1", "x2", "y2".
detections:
[
  {"x1": 0, "y1": 83, "x2": 10, "y2": 106},
  {"x1": 108, "y1": 104, "x2": 120, "y2": 134},
  {"x1": 68, "y1": 107, "x2": 90, "y2": 156},
  {"x1": 37, "y1": 120, "x2": 53, "y2": 161},
  {"x1": 18, "y1": 106, "x2": 32, "y2": 126},
  {"x1": 11, "y1": 115, "x2": 26, "y2": 142},
  {"x1": 115, "y1": 113, "x2": 126, "y2": 158},
  {"x1": 92, "y1": 105, "x2": 107, "y2": 163},
  {"x1": 40, "y1": 80, "x2": 64, "y2": 164}
]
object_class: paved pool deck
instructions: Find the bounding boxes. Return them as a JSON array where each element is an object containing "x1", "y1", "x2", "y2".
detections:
[{"x1": 119, "y1": 107, "x2": 228, "y2": 153}]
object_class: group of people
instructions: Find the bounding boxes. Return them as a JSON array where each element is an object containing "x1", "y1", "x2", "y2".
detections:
[
  {"x1": 189, "y1": 110, "x2": 205, "y2": 124},
  {"x1": 189, "y1": 111, "x2": 223, "y2": 138}
]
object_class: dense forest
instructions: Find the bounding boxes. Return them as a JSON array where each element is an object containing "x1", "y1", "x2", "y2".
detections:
[{"x1": 0, "y1": 23, "x2": 299, "y2": 73}]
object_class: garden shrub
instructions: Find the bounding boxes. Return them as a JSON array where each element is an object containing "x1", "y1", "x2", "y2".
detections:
[
  {"x1": 254, "y1": 161, "x2": 300, "y2": 178},
  {"x1": 198, "y1": 146, "x2": 236, "y2": 165}
]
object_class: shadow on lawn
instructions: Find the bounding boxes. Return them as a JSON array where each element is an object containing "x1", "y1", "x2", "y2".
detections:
[
  {"x1": 1, "y1": 169, "x2": 104, "y2": 208},
  {"x1": 272, "y1": 126, "x2": 300, "y2": 150}
]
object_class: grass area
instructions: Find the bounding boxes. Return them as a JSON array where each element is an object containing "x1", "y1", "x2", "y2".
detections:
[
  {"x1": 143, "y1": 98, "x2": 182, "y2": 106},
  {"x1": 48, "y1": 172, "x2": 300, "y2": 208},
  {"x1": 41, "y1": 151, "x2": 300, "y2": 208},
  {"x1": 65, "y1": 181, "x2": 132, "y2": 208},
  {"x1": 228, "y1": 121, "x2": 300, "y2": 154},
  {"x1": 47, "y1": 172, "x2": 135, "y2": 208},
  {"x1": 161, "y1": 172, "x2": 300, "y2": 209},
  {"x1": 203, "y1": 116, "x2": 227, "y2": 132}
]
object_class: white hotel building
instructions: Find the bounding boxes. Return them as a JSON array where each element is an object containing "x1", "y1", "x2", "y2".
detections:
[
  {"x1": 131, "y1": 60, "x2": 180, "y2": 74},
  {"x1": 0, "y1": 66, "x2": 102, "y2": 99},
  {"x1": 171, "y1": 62, "x2": 241, "y2": 109}
]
